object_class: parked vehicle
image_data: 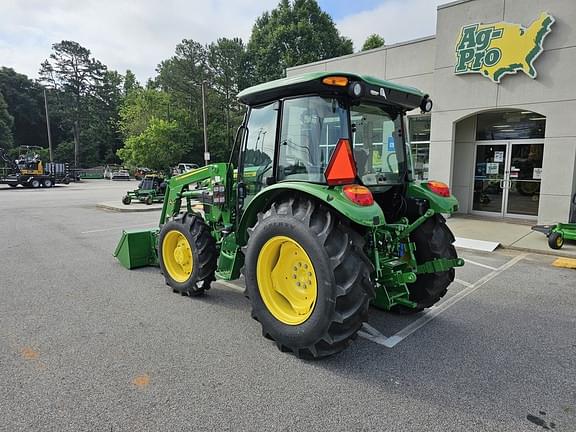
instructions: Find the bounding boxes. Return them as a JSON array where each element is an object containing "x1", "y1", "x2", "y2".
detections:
[
  {"x1": 123, "y1": 174, "x2": 166, "y2": 205},
  {"x1": 115, "y1": 72, "x2": 464, "y2": 358},
  {"x1": 0, "y1": 146, "x2": 70, "y2": 188}
]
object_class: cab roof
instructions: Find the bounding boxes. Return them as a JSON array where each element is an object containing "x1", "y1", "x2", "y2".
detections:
[{"x1": 237, "y1": 71, "x2": 427, "y2": 111}]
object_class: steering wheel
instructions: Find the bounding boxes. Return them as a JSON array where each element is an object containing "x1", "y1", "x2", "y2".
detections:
[{"x1": 386, "y1": 152, "x2": 397, "y2": 172}]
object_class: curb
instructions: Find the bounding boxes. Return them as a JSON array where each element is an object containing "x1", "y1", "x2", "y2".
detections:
[
  {"x1": 96, "y1": 202, "x2": 162, "y2": 213},
  {"x1": 500, "y1": 244, "x2": 576, "y2": 259}
]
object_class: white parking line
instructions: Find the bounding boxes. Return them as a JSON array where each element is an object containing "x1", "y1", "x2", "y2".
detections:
[
  {"x1": 463, "y1": 258, "x2": 497, "y2": 271},
  {"x1": 215, "y1": 280, "x2": 245, "y2": 293},
  {"x1": 358, "y1": 253, "x2": 528, "y2": 348},
  {"x1": 454, "y1": 278, "x2": 473, "y2": 288}
]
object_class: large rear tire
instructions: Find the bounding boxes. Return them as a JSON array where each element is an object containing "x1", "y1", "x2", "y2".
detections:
[
  {"x1": 396, "y1": 214, "x2": 457, "y2": 313},
  {"x1": 158, "y1": 213, "x2": 217, "y2": 296},
  {"x1": 244, "y1": 197, "x2": 374, "y2": 359}
]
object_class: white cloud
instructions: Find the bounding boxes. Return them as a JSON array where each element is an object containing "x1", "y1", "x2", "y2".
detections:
[
  {"x1": 336, "y1": 0, "x2": 448, "y2": 50},
  {"x1": 0, "y1": 0, "x2": 277, "y2": 82}
]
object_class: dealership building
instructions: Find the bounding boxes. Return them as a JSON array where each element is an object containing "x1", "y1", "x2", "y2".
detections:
[{"x1": 287, "y1": 0, "x2": 576, "y2": 223}]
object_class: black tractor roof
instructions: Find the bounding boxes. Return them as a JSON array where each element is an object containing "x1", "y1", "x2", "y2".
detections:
[{"x1": 237, "y1": 71, "x2": 428, "y2": 111}]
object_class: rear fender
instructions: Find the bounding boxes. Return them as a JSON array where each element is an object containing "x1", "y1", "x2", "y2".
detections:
[{"x1": 236, "y1": 182, "x2": 385, "y2": 245}]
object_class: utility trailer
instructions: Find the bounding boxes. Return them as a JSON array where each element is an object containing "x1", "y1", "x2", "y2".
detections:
[{"x1": 0, "y1": 147, "x2": 71, "y2": 188}]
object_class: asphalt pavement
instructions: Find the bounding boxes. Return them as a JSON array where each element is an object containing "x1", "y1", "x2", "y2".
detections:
[{"x1": 0, "y1": 180, "x2": 574, "y2": 432}]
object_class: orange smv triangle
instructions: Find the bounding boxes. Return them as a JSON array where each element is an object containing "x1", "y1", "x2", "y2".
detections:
[{"x1": 324, "y1": 138, "x2": 357, "y2": 186}]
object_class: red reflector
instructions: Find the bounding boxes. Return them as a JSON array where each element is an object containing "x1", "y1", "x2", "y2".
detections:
[
  {"x1": 324, "y1": 138, "x2": 357, "y2": 186},
  {"x1": 427, "y1": 180, "x2": 450, "y2": 197},
  {"x1": 343, "y1": 184, "x2": 374, "y2": 206}
]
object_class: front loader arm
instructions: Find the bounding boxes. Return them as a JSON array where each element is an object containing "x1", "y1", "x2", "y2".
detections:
[{"x1": 159, "y1": 163, "x2": 232, "y2": 226}]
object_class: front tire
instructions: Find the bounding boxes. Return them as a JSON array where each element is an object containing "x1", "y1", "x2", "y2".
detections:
[
  {"x1": 398, "y1": 214, "x2": 457, "y2": 313},
  {"x1": 42, "y1": 178, "x2": 53, "y2": 188},
  {"x1": 244, "y1": 197, "x2": 374, "y2": 359},
  {"x1": 30, "y1": 179, "x2": 40, "y2": 188},
  {"x1": 158, "y1": 213, "x2": 217, "y2": 296},
  {"x1": 122, "y1": 195, "x2": 131, "y2": 205},
  {"x1": 548, "y1": 232, "x2": 564, "y2": 249}
]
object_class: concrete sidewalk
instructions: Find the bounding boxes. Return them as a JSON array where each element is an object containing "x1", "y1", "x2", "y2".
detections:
[{"x1": 447, "y1": 216, "x2": 576, "y2": 257}]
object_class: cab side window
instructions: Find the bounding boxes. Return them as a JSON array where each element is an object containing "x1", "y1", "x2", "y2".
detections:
[{"x1": 242, "y1": 103, "x2": 278, "y2": 205}]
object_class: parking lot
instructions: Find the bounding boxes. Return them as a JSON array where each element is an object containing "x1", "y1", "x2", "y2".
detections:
[{"x1": 1, "y1": 180, "x2": 575, "y2": 431}]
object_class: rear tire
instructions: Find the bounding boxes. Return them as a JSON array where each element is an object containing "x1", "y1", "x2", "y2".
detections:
[
  {"x1": 145, "y1": 195, "x2": 153, "y2": 205},
  {"x1": 42, "y1": 178, "x2": 53, "y2": 188},
  {"x1": 548, "y1": 232, "x2": 564, "y2": 249},
  {"x1": 244, "y1": 197, "x2": 374, "y2": 359},
  {"x1": 158, "y1": 213, "x2": 217, "y2": 296},
  {"x1": 30, "y1": 179, "x2": 40, "y2": 188},
  {"x1": 395, "y1": 214, "x2": 457, "y2": 313}
]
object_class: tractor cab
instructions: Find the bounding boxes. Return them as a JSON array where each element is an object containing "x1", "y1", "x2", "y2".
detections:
[{"x1": 235, "y1": 72, "x2": 452, "y2": 221}]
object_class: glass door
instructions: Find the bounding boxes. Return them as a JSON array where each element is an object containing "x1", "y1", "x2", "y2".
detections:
[
  {"x1": 505, "y1": 143, "x2": 543, "y2": 217},
  {"x1": 472, "y1": 141, "x2": 543, "y2": 218},
  {"x1": 472, "y1": 143, "x2": 508, "y2": 215}
]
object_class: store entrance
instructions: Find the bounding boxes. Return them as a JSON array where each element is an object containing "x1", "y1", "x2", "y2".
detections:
[{"x1": 472, "y1": 142, "x2": 544, "y2": 218}]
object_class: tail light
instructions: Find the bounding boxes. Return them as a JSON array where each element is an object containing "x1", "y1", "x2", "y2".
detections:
[
  {"x1": 426, "y1": 180, "x2": 450, "y2": 197},
  {"x1": 343, "y1": 184, "x2": 374, "y2": 206}
]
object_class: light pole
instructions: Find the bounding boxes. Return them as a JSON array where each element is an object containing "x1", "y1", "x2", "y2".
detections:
[
  {"x1": 201, "y1": 80, "x2": 209, "y2": 166},
  {"x1": 43, "y1": 88, "x2": 53, "y2": 162}
]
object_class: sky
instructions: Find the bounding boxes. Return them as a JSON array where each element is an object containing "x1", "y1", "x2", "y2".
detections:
[{"x1": 0, "y1": 0, "x2": 447, "y2": 83}]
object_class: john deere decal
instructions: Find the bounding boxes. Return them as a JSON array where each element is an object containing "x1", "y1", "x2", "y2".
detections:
[{"x1": 455, "y1": 12, "x2": 555, "y2": 83}]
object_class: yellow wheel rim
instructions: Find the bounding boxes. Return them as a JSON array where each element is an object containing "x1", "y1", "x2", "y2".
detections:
[
  {"x1": 557, "y1": 236, "x2": 563, "y2": 247},
  {"x1": 162, "y1": 230, "x2": 194, "y2": 283},
  {"x1": 256, "y1": 236, "x2": 317, "y2": 325}
]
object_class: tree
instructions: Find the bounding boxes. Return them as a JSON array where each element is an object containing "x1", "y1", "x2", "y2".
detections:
[
  {"x1": 123, "y1": 69, "x2": 140, "y2": 96},
  {"x1": 39, "y1": 40, "x2": 107, "y2": 167},
  {"x1": 119, "y1": 88, "x2": 174, "y2": 138},
  {"x1": 117, "y1": 117, "x2": 186, "y2": 171},
  {"x1": 0, "y1": 67, "x2": 45, "y2": 149},
  {"x1": 0, "y1": 92, "x2": 14, "y2": 148},
  {"x1": 247, "y1": 0, "x2": 353, "y2": 82},
  {"x1": 208, "y1": 37, "x2": 251, "y2": 152},
  {"x1": 362, "y1": 34, "x2": 385, "y2": 51}
]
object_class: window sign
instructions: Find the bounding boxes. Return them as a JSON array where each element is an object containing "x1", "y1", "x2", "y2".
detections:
[
  {"x1": 486, "y1": 163, "x2": 499, "y2": 175},
  {"x1": 387, "y1": 136, "x2": 395, "y2": 152},
  {"x1": 455, "y1": 12, "x2": 555, "y2": 83},
  {"x1": 494, "y1": 151, "x2": 504, "y2": 163},
  {"x1": 533, "y1": 167, "x2": 543, "y2": 180}
]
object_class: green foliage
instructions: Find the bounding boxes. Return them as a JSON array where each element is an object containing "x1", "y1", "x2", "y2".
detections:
[
  {"x1": 54, "y1": 141, "x2": 75, "y2": 164},
  {"x1": 0, "y1": 67, "x2": 45, "y2": 149},
  {"x1": 119, "y1": 88, "x2": 173, "y2": 138},
  {"x1": 362, "y1": 34, "x2": 385, "y2": 51},
  {"x1": 39, "y1": 40, "x2": 123, "y2": 167},
  {"x1": 123, "y1": 70, "x2": 141, "y2": 96},
  {"x1": 117, "y1": 118, "x2": 186, "y2": 171},
  {"x1": 0, "y1": 92, "x2": 14, "y2": 148},
  {"x1": 247, "y1": 0, "x2": 353, "y2": 82}
]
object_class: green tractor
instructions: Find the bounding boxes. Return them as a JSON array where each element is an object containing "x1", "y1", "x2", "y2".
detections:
[{"x1": 114, "y1": 72, "x2": 464, "y2": 358}]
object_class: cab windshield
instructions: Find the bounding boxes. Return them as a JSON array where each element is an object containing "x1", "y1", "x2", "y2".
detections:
[
  {"x1": 276, "y1": 96, "x2": 406, "y2": 185},
  {"x1": 350, "y1": 104, "x2": 406, "y2": 186}
]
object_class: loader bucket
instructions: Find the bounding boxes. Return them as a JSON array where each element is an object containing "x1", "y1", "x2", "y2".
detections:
[{"x1": 114, "y1": 228, "x2": 159, "y2": 269}]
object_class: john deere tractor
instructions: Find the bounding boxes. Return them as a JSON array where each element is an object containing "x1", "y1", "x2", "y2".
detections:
[{"x1": 115, "y1": 72, "x2": 464, "y2": 358}]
